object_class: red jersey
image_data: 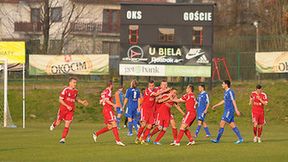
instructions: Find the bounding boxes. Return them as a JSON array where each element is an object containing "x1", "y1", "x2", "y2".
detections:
[
  {"x1": 250, "y1": 91, "x2": 268, "y2": 113},
  {"x1": 142, "y1": 87, "x2": 157, "y2": 112},
  {"x1": 59, "y1": 87, "x2": 78, "y2": 111},
  {"x1": 181, "y1": 93, "x2": 196, "y2": 113},
  {"x1": 158, "y1": 94, "x2": 175, "y2": 120},
  {"x1": 100, "y1": 88, "x2": 113, "y2": 109},
  {"x1": 154, "y1": 87, "x2": 169, "y2": 112}
]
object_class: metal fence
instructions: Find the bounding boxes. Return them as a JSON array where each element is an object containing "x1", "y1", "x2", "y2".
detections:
[{"x1": 6, "y1": 34, "x2": 288, "y2": 82}]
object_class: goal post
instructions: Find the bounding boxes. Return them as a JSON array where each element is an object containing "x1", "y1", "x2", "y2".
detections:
[
  {"x1": 0, "y1": 59, "x2": 17, "y2": 128},
  {"x1": 0, "y1": 41, "x2": 26, "y2": 128}
]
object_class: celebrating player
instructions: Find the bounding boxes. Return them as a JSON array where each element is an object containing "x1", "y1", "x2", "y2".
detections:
[
  {"x1": 211, "y1": 80, "x2": 244, "y2": 144},
  {"x1": 249, "y1": 84, "x2": 268, "y2": 143},
  {"x1": 114, "y1": 86, "x2": 124, "y2": 129},
  {"x1": 122, "y1": 80, "x2": 141, "y2": 136},
  {"x1": 92, "y1": 81, "x2": 125, "y2": 146},
  {"x1": 136, "y1": 80, "x2": 166, "y2": 144},
  {"x1": 153, "y1": 88, "x2": 185, "y2": 145},
  {"x1": 50, "y1": 77, "x2": 88, "y2": 144},
  {"x1": 150, "y1": 80, "x2": 178, "y2": 144},
  {"x1": 172, "y1": 84, "x2": 197, "y2": 146},
  {"x1": 194, "y1": 84, "x2": 211, "y2": 138}
]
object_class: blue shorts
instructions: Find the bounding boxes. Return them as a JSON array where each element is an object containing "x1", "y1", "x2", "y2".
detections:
[
  {"x1": 197, "y1": 112, "x2": 206, "y2": 121},
  {"x1": 125, "y1": 106, "x2": 138, "y2": 119},
  {"x1": 221, "y1": 111, "x2": 235, "y2": 123},
  {"x1": 116, "y1": 107, "x2": 123, "y2": 115}
]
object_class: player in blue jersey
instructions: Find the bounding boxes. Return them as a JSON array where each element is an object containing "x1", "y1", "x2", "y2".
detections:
[
  {"x1": 211, "y1": 80, "x2": 244, "y2": 144},
  {"x1": 194, "y1": 84, "x2": 211, "y2": 138},
  {"x1": 122, "y1": 80, "x2": 141, "y2": 136}
]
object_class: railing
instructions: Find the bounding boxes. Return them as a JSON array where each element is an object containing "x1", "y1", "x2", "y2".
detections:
[
  {"x1": 70, "y1": 22, "x2": 120, "y2": 34},
  {"x1": 14, "y1": 22, "x2": 42, "y2": 32}
]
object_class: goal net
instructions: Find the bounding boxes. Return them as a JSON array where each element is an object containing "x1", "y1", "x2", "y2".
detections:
[{"x1": 0, "y1": 59, "x2": 16, "y2": 128}]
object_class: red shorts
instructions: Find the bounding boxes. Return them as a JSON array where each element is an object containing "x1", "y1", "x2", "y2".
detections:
[
  {"x1": 182, "y1": 111, "x2": 196, "y2": 127},
  {"x1": 252, "y1": 112, "x2": 265, "y2": 125},
  {"x1": 154, "y1": 112, "x2": 160, "y2": 125},
  {"x1": 103, "y1": 108, "x2": 116, "y2": 124},
  {"x1": 158, "y1": 118, "x2": 170, "y2": 128},
  {"x1": 57, "y1": 109, "x2": 74, "y2": 121},
  {"x1": 141, "y1": 109, "x2": 154, "y2": 125}
]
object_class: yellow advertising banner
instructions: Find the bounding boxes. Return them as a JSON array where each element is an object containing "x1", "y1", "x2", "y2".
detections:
[
  {"x1": 29, "y1": 54, "x2": 109, "y2": 75},
  {"x1": 0, "y1": 42, "x2": 26, "y2": 63}
]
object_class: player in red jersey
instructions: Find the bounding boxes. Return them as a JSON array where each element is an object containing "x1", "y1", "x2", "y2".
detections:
[
  {"x1": 92, "y1": 81, "x2": 125, "y2": 146},
  {"x1": 135, "y1": 80, "x2": 167, "y2": 144},
  {"x1": 153, "y1": 88, "x2": 185, "y2": 145},
  {"x1": 50, "y1": 77, "x2": 88, "y2": 144},
  {"x1": 150, "y1": 80, "x2": 179, "y2": 143},
  {"x1": 249, "y1": 84, "x2": 268, "y2": 143},
  {"x1": 172, "y1": 84, "x2": 197, "y2": 146}
]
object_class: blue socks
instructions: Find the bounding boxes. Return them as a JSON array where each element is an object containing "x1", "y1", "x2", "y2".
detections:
[
  {"x1": 132, "y1": 119, "x2": 139, "y2": 132},
  {"x1": 195, "y1": 125, "x2": 211, "y2": 137},
  {"x1": 195, "y1": 125, "x2": 201, "y2": 137},
  {"x1": 216, "y1": 128, "x2": 224, "y2": 141},
  {"x1": 116, "y1": 117, "x2": 120, "y2": 128},
  {"x1": 204, "y1": 127, "x2": 211, "y2": 136},
  {"x1": 128, "y1": 121, "x2": 133, "y2": 134},
  {"x1": 232, "y1": 127, "x2": 243, "y2": 140}
]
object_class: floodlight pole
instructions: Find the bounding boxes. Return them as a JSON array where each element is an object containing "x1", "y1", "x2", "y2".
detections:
[{"x1": 253, "y1": 21, "x2": 260, "y2": 83}]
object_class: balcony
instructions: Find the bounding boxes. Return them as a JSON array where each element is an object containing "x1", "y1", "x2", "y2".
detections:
[
  {"x1": 14, "y1": 22, "x2": 42, "y2": 33},
  {"x1": 70, "y1": 22, "x2": 120, "y2": 35}
]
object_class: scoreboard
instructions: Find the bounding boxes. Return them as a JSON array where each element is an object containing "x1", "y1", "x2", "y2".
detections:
[{"x1": 119, "y1": 3, "x2": 214, "y2": 77}]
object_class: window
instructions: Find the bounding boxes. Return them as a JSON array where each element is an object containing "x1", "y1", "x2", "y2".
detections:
[
  {"x1": 129, "y1": 25, "x2": 139, "y2": 44},
  {"x1": 102, "y1": 41, "x2": 120, "y2": 56},
  {"x1": 192, "y1": 26, "x2": 203, "y2": 46},
  {"x1": 31, "y1": 8, "x2": 40, "y2": 23},
  {"x1": 159, "y1": 28, "x2": 175, "y2": 42},
  {"x1": 103, "y1": 9, "x2": 120, "y2": 33},
  {"x1": 51, "y1": 7, "x2": 62, "y2": 22}
]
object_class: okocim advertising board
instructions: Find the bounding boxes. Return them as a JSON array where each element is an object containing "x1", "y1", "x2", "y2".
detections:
[{"x1": 119, "y1": 3, "x2": 214, "y2": 77}]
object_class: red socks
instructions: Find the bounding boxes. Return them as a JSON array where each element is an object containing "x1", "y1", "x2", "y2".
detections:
[
  {"x1": 137, "y1": 126, "x2": 145, "y2": 139},
  {"x1": 155, "y1": 130, "x2": 166, "y2": 142},
  {"x1": 112, "y1": 127, "x2": 121, "y2": 142},
  {"x1": 150, "y1": 127, "x2": 160, "y2": 137},
  {"x1": 96, "y1": 127, "x2": 110, "y2": 136},
  {"x1": 172, "y1": 128, "x2": 178, "y2": 141},
  {"x1": 176, "y1": 129, "x2": 185, "y2": 143},
  {"x1": 257, "y1": 127, "x2": 263, "y2": 138},
  {"x1": 62, "y1": 127, "x2": 69, "y2": 139},
  {"x1": 253, "y1": 127, "x2": 257, "y2": 136},
  {"x1": 184, "y1": 129, "x2": 194, "y2": 142},
  {"x1": 142, "y1": 128, "x2": 151, "y2": 141}
]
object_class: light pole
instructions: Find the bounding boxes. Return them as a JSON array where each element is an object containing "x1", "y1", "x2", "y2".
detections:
[
  {"x1": 253, "y1": 21, "x2": 260, "y2": 83},
  {"x1": 253, "y1": 21, "x2": 259, "y2": 52}
]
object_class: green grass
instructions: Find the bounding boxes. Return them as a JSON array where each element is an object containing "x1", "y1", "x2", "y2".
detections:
[
  {"x1": 0, "y1": 122, "x2": 288, "y2": 162},
  {"x1": 0, "y1": 79, "x2": 288, "y2": 161}
]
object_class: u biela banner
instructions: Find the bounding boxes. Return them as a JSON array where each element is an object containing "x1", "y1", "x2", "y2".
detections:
[
  {"x1": 256, "y1": 52, "x2": 288, "y2": 73},
  {"x1": 29, "y1": 54, "x2": 109, "y2": 75},
  {"x1": 0, "y1": 42, "x2": 25, "y2": 64}
]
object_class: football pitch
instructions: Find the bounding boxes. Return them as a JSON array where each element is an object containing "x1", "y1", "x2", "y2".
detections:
[{"x1": 0, "y1": 122, "x2": 287, "y2": 162}]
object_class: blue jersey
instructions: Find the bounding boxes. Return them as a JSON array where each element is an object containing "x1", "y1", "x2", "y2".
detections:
[
  {"x1": 197, "y1": 91, "x2": 209, "y2": 113},
  {"x1": 125, "y1": 88, "x2": 140, "y2": 109},
  {"x1": 224, "y1": 88, "x2": 235, "y2": 112}
]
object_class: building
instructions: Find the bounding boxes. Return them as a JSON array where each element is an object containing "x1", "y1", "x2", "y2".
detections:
[{"x1": 0, "y1": 0, "x2": 175, "y2": 55}]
